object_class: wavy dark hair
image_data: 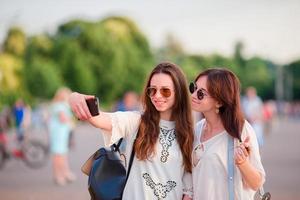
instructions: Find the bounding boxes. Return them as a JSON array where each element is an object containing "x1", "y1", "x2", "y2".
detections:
[
  {"x1": 194, "y1": 68, "x2": 245, "y2": 141},
  {"x1": 135, "y1": 62, "x2": 194, "y2": 172}
]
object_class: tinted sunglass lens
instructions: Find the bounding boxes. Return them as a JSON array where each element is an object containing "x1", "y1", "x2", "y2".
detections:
[
  {"x1": 147, "y1": 88, "x2": 157, "y2": 97},
  {"x1": 160, "y1": 88, "x2": 171, "y2": 98},
  {"x1": 189, "y1": 82, "x2": 196, "y2": 94},
  {"x1": 197, "y1": 90, "x2": 204, "y2": 100}
]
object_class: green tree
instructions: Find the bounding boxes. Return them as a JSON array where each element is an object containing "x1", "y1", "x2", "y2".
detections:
[
  {"x1": 52, "y1": 36, "x2": 97, "y2": 94},
  {"x1": 3, "y1": 27, "x2": 26, "y2": 57},
  {"x1": 0, "y1": 53, "x2": 22, "y2": 91},
  {"x1": 0, "y1": 27, "x2": 27, "y2": 106},
  {"x1": 286, "y1": 60, "x2": 300, "y2": 100},
  {"x1": 23, "y1": 57, "x2": 62, "y2": 98},
  {"x1": 233, "y1": 41, "x2": 246, "y2": 68},
  {"x1": 240, "y1": 57, "x2": 274, "y2": 99},
  {"x1": 55, "y1": 16, "x2": 154, "y2": 103},
  {"x1": 23, "y1": 35, "x2": 61, "y2": 99}
]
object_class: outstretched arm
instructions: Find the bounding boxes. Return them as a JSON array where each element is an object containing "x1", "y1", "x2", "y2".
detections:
[
  {"x1": 68, "y1": 92, "x2": 112, "y2": 133},
  {"x1": 182, "y1": 195, "x2": 192, "y2": 200}
]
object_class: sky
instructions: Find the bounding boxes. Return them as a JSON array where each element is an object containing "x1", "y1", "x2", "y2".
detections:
[{"x1": 0, "y1": 0, "x2": 299, "y2": 64}]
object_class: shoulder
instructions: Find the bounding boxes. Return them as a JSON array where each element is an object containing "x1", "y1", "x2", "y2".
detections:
[
  {"x1": 111, "y1": 111, "x2": 141, "y2": 127},
  {"x1": 112, "y1": 111, "x2": 141, "y2": 119}
]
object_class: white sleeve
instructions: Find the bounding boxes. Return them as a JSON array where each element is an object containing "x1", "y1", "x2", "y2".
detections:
[
  {"x1": 182, "y1": 171, "x2": 193, "y2": 198},
  {"x1": 101, "y1": 111, "x2": 141, "y2": 147},
  {"x1": 242, "y1": 120, "x2": 266, "y2": 183}
]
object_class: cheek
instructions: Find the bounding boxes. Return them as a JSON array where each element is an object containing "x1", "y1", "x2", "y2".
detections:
[
  {"x1": 150, "y1": 98, "x2": 156, "y2": 106},
  {"x1": 160, "y1": 96, "x2": 175, "y2": 111},
  {"x1": 192, "y1": 99, "x2": 213, "y2": 111},
  {"x1": 192, "y1": 101, "x2": 202, "y2": 112},
  {"x1": 169, "y1": 94, "x2": 176, "y2": 106}
]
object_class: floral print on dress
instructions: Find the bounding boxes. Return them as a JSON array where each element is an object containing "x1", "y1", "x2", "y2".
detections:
[
  {"x1": 143, "y1": 173, "x2": 177, "y2": 199},
  {"x1": 159, "y1": 128, "x2": 176, "y2": 163}
]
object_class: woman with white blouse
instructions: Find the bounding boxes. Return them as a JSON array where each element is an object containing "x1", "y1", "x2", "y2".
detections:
[
  {"x1": 189, "y1": 68, "x2": 265, "y2": 200},
  {"x1": 69, "y1": 62, "x2": 194, "y2": 200}
]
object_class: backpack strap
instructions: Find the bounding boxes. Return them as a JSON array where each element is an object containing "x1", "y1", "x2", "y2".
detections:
[
  {"x1": 126, "y1": 141, "x2": 135, "y2": 179},
  {"x1": 228, "y1": 136, "x2": 235, "y2": 200},
  {"x1": 121, "y1": 132, "x2": 138, "y2": 198},
  {"x1": 112, "y1": 138, "x2": 123, "y2": 152}
]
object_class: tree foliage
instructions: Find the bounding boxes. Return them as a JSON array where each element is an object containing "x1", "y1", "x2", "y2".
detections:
[
  {"x1": 157, "y1": 38, "x2": 276, "y2": 100},
  {"x1": 3, "y1": 27, "x2": 26, "y2": 57},
  {"x1": 20, "y1": 16, "x2": 154, "y2": 104},
  {"x1": 0, "y1": 17, "x2": 299, "y2": 109},
  {"x1": 286, "y1": 60, "x2": 300, "y2": 100}
]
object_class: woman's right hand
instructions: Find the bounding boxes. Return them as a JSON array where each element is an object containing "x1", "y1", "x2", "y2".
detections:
[
  {"x1": 68, "y1": 92, "x2": 95, "y2": 120},
  {"x1": 234, "y1": 136, "x2": 250, "y2": 166}
]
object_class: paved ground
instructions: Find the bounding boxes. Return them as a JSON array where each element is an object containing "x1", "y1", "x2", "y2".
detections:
[
  {"x1": 260, "y1": 118, "x2": 300, "y2": 199},
  {"x1": 0, "y1": 117, "x2": 299, "y2": 200}
]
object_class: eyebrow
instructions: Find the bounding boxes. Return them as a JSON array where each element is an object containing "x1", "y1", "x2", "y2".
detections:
[
  {"x1": 199, "y1": 87, "x2": 209, "y2": 93},
  {"x1": 149, "y1": 85, "x2": 172, "y2": 88}
]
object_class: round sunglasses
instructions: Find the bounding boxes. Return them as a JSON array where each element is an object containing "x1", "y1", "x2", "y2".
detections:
[
  {"x1": 189, "y1": 82, "x2": 210, "y2": 100},
  {"x1": 147, "y1": 87, "x2": 172, "y2": 98}
]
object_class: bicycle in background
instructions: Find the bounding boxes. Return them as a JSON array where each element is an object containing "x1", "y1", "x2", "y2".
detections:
[{"x1": 0, "y1": 128, "x2": 49, "y2": 169}]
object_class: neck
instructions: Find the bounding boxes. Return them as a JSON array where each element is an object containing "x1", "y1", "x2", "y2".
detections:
[
  {"x1": 160, "y1": 110, "x2": 172, "y2": 121},
  {"x1": 205, "y1": 119, "x2": 223, "y2": 131},
  {"x1": 206, "y1": 113, "x2": 221, "y2": 125},
  {"x1": 202, "y1": 113, "x2": 224, "y2": 139}
]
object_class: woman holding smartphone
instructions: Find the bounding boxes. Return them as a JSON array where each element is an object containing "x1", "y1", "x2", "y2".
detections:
[
  {"x1": 69, "y1": 62, "x2": 194, "y2": 200},
  {"x1": 189, "y1": 68, "x2": 266, "y2": 200}
]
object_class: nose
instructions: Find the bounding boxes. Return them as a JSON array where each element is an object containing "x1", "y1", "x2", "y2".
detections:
[{"x1": 154, "y1": 90, "x2": 163, "y2": 98}]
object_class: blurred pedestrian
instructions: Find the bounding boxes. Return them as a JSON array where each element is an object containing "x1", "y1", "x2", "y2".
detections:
[
  {"x1": 262, "y1": 100, "x2": 276, "y2": 135},
  {"x1": 242, "y1": 87, "x2": 265, "y2": 147},
  {"x1": 49, "y1": 87, "x2": 76, "y2": 186},
  {"x1": 0, "y1": 106, "x2": 11, "y2": 158},
  {"x1": 69, "y1": 62, "x2": 194, "y2": 200},
  {"x1": 13, "y1": 99, "x2": 25, "y2": 142},
  {"x1": 0, "y1": 106, "x2": 11, "y2": 133},
  {"x1": 114, "y1": 91, "x2": 141, "y2": 111},
  {"x1": 190, "y1": 68, "x2": 265, "y2": 199}
]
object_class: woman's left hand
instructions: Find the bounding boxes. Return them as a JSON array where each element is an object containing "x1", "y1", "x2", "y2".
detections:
[
  {"x1": 182, "y1": 194, "x2": 192, "y2": 200},
  {"x1": 234, "y1": 136, "x2": 264, "y2": 190},
  {"x1": 234, "y1": 136, "x2": 250, "y2": 166}
]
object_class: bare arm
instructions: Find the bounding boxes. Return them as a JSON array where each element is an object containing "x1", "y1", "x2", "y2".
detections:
[
  {"x1": 234, "y1": 137, "x2": 264, "y2": 191},
  {"x1": 68, "y1": 92, "x2": 113, "y2": 133},
  {"x1": 182, "y1": 195, "x2": 192, "y2": 200}
]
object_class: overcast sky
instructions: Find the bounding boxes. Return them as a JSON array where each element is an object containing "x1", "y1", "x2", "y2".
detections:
[{"x1": 0, "y1": 0, "x2": 299, "y2": 64}]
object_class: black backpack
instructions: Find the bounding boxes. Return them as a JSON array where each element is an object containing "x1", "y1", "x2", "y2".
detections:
[{"x1": 87, "y1": 138, "x2": 135, "y2": 200}]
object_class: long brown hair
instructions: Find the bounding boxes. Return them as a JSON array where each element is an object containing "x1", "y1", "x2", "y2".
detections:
[
  {"x1": 135, "y1": 62, "x2": 194, "y2": 172},
  {"x1": 194, "y1": 68, "x2": 245, "y2": 141}
]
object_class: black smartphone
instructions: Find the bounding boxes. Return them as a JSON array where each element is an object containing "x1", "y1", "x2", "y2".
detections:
[{"x1": 85, "y1": 97, "x2": 99, "y2": 116}]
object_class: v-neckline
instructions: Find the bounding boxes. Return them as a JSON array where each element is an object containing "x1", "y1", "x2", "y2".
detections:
[{"x1": 200, "y1": 121, "x2": 226, "y2": 143}]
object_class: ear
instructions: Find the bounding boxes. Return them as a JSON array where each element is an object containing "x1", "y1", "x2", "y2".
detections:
[{"x1": 215, "y1": 102, "x2": 222, "y2": 108}]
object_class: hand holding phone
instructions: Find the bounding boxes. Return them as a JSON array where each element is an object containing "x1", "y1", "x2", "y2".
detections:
[{"x1": 85, "y1": 97, "x2": 100, "y2": 116}]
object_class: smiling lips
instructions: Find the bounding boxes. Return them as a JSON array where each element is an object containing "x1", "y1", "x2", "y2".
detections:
[
  {"x1": 153, "y1": 100, "x2": 166, "y2": 107},
  {"x1": 192, "y1": 98, "x2": 200, "y2": 104}
]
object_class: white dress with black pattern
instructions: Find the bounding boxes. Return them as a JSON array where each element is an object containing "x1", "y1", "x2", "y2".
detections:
[{"x1": 101, "y1": 111, "x2": 193, "y2": 200}]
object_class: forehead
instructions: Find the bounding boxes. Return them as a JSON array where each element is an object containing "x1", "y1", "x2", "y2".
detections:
[
  {"x1": 150, "y1": 73, "x2": 174, "y2": 87},
  {"x1": 195, "y1": 75, "x2": 208, "y2": 89}
]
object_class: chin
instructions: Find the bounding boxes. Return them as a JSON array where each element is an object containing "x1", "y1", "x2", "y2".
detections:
[
  {"x1": 192, "y1": 107, "x2": 202, "y2": 113},
  {"x1": 155, "y1": 107, "x2": 166, "y2": 112}
]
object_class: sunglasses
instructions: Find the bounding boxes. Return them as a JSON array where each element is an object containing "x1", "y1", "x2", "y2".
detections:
[
  {"x1": 147, "y1": 87, "x2": 172, "y2": 98},
  {"x1": 189, "y1": 82, "x2": 209, "y2": 100}
]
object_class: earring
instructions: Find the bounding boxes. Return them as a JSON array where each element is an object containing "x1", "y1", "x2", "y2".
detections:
[{"x1": 215, "y1": 105, "x2": 220, "y2": 114}]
